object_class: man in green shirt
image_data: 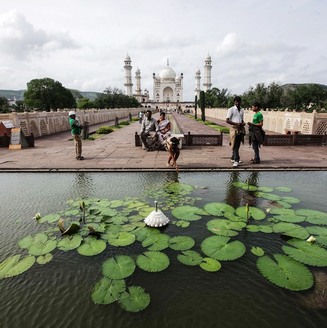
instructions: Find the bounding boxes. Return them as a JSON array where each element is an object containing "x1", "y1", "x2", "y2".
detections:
[
  {"x1": 247, "y1": 102, "x2": 264, "y2": 164},
  {"x1": 69, "y1": 111, "x2": 84, "y2": 160}
]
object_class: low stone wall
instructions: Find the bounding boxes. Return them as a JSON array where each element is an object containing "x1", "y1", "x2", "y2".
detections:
[
  {"x1": 0, "y1": 108, "x2": 142, "y2": 138},
  {"x1": 196, "y1": 108, "x2": 327, "y2": 135}
]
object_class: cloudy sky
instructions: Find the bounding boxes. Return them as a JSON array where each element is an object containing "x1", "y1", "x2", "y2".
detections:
[{"x1": 0, "y1": 0, "x2": 326, "y2": 100}]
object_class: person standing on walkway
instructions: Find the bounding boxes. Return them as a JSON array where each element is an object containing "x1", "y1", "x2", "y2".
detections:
[
  {"x1": 69, "y1": 111, "x2": 84, "y2": 160},
  {"x1": 140, "y1": 110, "x2": 158, "y2": 151},
  {"x1": 247, "y1": 101, "x2": 264, "y2": 164},
  {"x1": 226, "y1": 96, "x2": 245, "y2": 168}
]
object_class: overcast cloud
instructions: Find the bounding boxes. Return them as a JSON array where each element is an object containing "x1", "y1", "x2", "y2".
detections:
[{"x1": 0, "y1": 0, "x2": 326, "y2": 100}]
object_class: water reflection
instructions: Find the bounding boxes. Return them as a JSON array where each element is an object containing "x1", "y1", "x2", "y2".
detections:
[
  {"x1": 225, "y1": 171, "x2": 260, "y2": 207},
  {"x1": 71, "y1": 173, "x2": 94, "y2": 199}
]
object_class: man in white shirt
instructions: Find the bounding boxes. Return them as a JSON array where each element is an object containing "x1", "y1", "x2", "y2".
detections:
[
  {"x1": 140, "y1": 110, "x2": 158, "y2": 151},
  {"x1": 226, "y1": 96, "x2": 245, "y2": 167}
]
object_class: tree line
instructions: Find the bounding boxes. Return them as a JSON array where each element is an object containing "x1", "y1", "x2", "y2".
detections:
[
  {"x1": 0, "y1": 78, "x2": 141, "y2": 113},
  {"x1": 202, "y1": 82, "x2": 327, "y2": 112}
]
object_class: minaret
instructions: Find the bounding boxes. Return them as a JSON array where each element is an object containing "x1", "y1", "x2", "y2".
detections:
[
  {"x1": 195, "y1": 68, "x2": 201, "y2": 98},
  {"x1": 135, "y1": 68, "x2": 142, "y2": 96},
  {"x1": 203, "y1": 54, "x2": 212, "y2": 91},
  {"x1": 124, "y1": 54, "x2": 133, "y2": 96}
]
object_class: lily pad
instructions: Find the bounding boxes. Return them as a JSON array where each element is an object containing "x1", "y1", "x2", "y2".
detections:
[
  {"x1": 204, "y1": 202, "x2": 235, "y2": 216},
  {"x1": 236, "y1": 206, "x2": 266, "y2": 221},
  {"x1": 201, "y1": 236, "x2": 246, "y2": 261},
  {"x1": 118, "y1": 286, "x2": 150, "y2": 312},
  {"x1": 173, "y1": 220, "x2": 190, "y2": 228},
  {"x1": 136, "y1": 251, "x2": 170, "y2": 272},
  {"x1": 171, "y1": 206, "x2": 207, "y2": 221},
  {"x1": 272, "y1": 214, "x2": 306, "y2": 223},
  {"x1": 295, "y1": 209, "x2": 327, "y2": 225},
  {"x1": 91, "y1": 277, "x2": 126, "y2": 304},
  {"x1": 273, "y1": 222, "x2": 309, "y2": 240},
  {"x1": 207, "y1": 219, "x2": 246, "y2": 236},
  {"x1": 36, "y1": 253, "x2": 53, "y2": 265},
  {"x1": 169, "y1": 236, "x2": 195, "y2": 251},
  {"x1": 102, "y1": 255, "x2": 136, "y2": 279},
  {"x1": 246, "y1": 225, "x2": 273, "y2": 233},
  {"x1": 199, "y1": 258, "x2": 221, "y2": 272},
  {"x1": 107, "y1": 232, "x2": 136, "y2": 247},
  {"x1": 177, "y1": 250, "x2": 203, "y2": 266},
  {"x1": 274, "y1": 186, "x2": 293, "y2": 192},
  {"x1": 57, "y1": 235, "x2": 83, "y2": 251},
  {"x1": 282, "y1": 239, "x2": 327, "y2": 266},
  {"x1": 251, "y1": 246, "x2": 265, "y2": 256},
  {"x1": 19, "y1": 233, "x2": 57, "y2": 256},
  {"x1": 280, "y1": 196, "x2": 301, "y2": 204},
  {"x1": 142, "y1": 234, "x2": 170, "y2": 251},
  {"x1": 0, "y1": 255, "x2": 35, "y2": 279},
  {"x1": 77, "y1": 237, "x2": 106, "y2": 256},
  {"x1": 255, "y1": 192, "x2": 281, "y2": 201},
  {"x1": 38, "y1": 213, "x2": 61, "y2": 224},
  {"x1": 257, "y1": 254, "x2": 313, "y2": 291}
]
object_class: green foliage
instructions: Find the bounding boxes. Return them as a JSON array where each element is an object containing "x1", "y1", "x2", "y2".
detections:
[
  {"x1": 169, "y1": 236, "x2": 195, "y2": 251},
  {"x1": 96, "y1": 126, "x2": 114, "y2": 134},
  {"x1": 199, "y1": 91, "x2": 205, "y2": 121},
  {"x1": 102, "y1": 256, "x2": 136, "y2": 279},
  {"x1": 204, "y1": 87, "x2": 231, "y2": 108},
  {"x1": 91, "y1": 277, "x2": 126, "y2": 304},
  {"x1": 0, "y1": 96, "x2": 9, "y2": 113},
  {"x1": 24, "y1": 78, "x2": 76, "y2": 111},
  {"x1": 257, "y1": 254, "x2": 313, "y2": 291},
  {"x1": 0, "y1": 255, "x2": 35, "y2": 279},
  {"x1": 118, "y1": 286, "x2": 150, "y2": 312},
  {"x1": 136, "y1": 251, "x2": 170, "y2": 272},
  {"x1": 177, "y1": 250, "x2": 203, "y2": 266},
  {"x1": 200, "y1": 257, "x2": 221, "y2": 272},
  {"x1": 93, "y1": 87, "x2": 140, "y2": 109},
  {"x1": 77, "y1": 237, "x2": 106, "y2": 256}
]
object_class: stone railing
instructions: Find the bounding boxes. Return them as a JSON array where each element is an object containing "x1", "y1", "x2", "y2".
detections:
[
  {"x1": 0, "y1": 108, "x2": 142, "y2": 138},
  {"x1": 196, "y1": 108, "x2": 327, "y2": 135}
]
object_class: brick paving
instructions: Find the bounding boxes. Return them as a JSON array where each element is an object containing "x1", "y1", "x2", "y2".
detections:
[{"x1": 0, "y1": 113, "x2": 326, "y2": 172}]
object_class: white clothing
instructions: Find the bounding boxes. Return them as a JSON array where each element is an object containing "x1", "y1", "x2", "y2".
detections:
[{"x1": 226, "y1": 105, "x2": 244, "y2": 124}]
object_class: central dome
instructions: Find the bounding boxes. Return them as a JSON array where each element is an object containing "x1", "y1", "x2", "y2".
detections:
[{"x1": 159, "y1": 67, "x2": 176, "y2": 80}]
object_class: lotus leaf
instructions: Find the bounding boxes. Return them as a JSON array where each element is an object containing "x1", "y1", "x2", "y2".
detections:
[
  {"x1": 255, "y1": 192, "x2": 281, "y2": 201},
  {"x1": 224, "y1": 212, "x2": 246, "y2": 222},
  {"x1": 77, "y1": 237, "x2": 106, "y2": 256},
  {"x1": 174, "y1": 220, "x2": 190, "y2": 228},
  {"x1": 139, "y1": 206, "x2": 156, "y2": 217},
  {"x1": 201, "y1": 236, "x2": 246, "y2": 261},
  {"x1": 166, "y1": 182, "x2": 194, "y2": 194},
  {"x1": 204, "y1": 202, "x2": 235, "y2": 216},
  {"x1": 107, "y1": 232, "x2": 136, "y2": 247},
  {"x1": 282, "y1": 239, "x2": 327, "y2": 266},
  {"x1": 177, "y1": 250, "x2": 203, "y2": 266},
  {"x1": 64, "y1": 209, "x2": 80, "y2": 216},
  {"x1": 232, "y1": 181, "x2": 257, "y2": 191},
  {"x1": 251, "y1": 246, "x2": 265, "y2": 256},
  {"x1": 246, "y1": 225, "x2": 273, "y2": 233},
  {"x1": 102, "y1": 255, "x2": 136, "y2": 279},
  {"x1": 118, "y1": 286, "x2": 150, "y2": 312},
  {"x1": 136, "y1": 251, "x2": 170, "y2": 272},
  {"x1": 306, "y1": 226, "x2": 327, "y2": 236},
  {"x1": 36, "y1": 253, "x2": 53, "y2": 265},
  {"x1": 269, "y1": 208, "x2": 295, "y2": 215},
  {"x1": 257, "y1": 254, "x2": 313, "y2": 291},
  {"x1": 127, "y1": 200, "x2": 147, "y2": 209},
  {"x1": 57, "y1": 235, "x2": 83, "y2": 251},
  {"x1": 257, "y1": 186, "x2": 274, "y2": 192},
  {"x1": 169, "y1": 236, "x2": 195, "y2": 251},
  {"x1": 38, "y1": 213, "x2": 61, "y2": 224},
  {"x1": 272, "y1": 214, "x2": 306, "y2": 223},
  {"x1": 0, "y1": 255, "x2": 35, "y2": 279},
  {"x1": 99, "y1": 207, "x2": 118, "y2": 217},
  {"x1": 21, "y1": 233, "x2": 57, "y2": 256},
  {"x1": 199, "y1": 257, "x2": 221, "y2": 272},
  {"x1": 280, "y1": 196, "x2": 301, "y2": 204},
  {"x1": 134, "y1": 226, "x2": 160, "y2": 242},
  {"x1": 109, "y1": 200, "x2": 125, "y2": 208},
  {"x1": 273, "y1": 223, "x2": 309, "y2": 240},
  {"x1": 171, "y1": 206, "x2": 207, "y2": 221},
  {"x1": 142, "y1": 234, "x2": 170, "y2": 251},
  {"x1": 275, "y1": 201, "x2": 293, "y2": 209},
  {"x1": 236, "y1": 206, "x2": 266, "y2": 221},
  {"x1": 274, "y1": 186, "x2": 293, "y2": 192},
  {"x1": 207, "y1": 219, "x2": 246, "y2": 236},
  {"x1": 92, "y1": 277, "x2": 126, "y2": 304},
  {"x1": 296, "y1": 209, "x2": 327, "y2": 225}
]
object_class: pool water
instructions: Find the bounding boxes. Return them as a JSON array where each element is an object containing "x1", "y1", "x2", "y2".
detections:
[{"x1": 0, "y1": 171, "x2": 326, "y2": 328}]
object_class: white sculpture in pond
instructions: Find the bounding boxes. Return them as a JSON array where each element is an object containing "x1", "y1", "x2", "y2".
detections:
[{"x1": 144, "y1": 201, "x2": 170, "y2": 227}]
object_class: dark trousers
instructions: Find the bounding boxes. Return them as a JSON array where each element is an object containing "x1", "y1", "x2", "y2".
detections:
[
  {"x1": 232, "y1": 134, "x2": 242, "y2": 162},
  {"x1": 252, "y1": 140, "x2": 260, "y2": 162}
]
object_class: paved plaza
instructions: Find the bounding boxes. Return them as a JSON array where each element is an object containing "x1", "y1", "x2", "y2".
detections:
[{"x1": 0, "y1": 114, "x2": 326, "y2": 172}]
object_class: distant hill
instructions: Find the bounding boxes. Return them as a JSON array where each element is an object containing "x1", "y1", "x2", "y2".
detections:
[
  {"x1": 0, "y1": 89, "x2": 100, "y2": 101},
  {"x1": 281, "y1": 83, "x2": 327, "y2": 92}
]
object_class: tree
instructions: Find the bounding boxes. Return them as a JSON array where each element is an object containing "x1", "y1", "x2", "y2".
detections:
[
  {"x1": 199, "y1": 91, "x2": 205, "y2": 122},
  {"x1": 0, "y1": 97, "x2": 9, "y2": 113},
  {"x1": 205, "y1": 87, "x2": 231, "y2": 108},
  {"x1": 24, "y1": 78, "x2": 76, "y2": 111}
]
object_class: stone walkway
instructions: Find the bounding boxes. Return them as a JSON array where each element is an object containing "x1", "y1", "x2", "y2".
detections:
[{"x1": 0, "y1": 114, "x2": 326, "y2": 171}]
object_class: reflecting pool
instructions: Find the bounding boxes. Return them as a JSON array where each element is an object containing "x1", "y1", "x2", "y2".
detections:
[{"x1": 0, "y1": 172, "x2": 326, "y2": 328}]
